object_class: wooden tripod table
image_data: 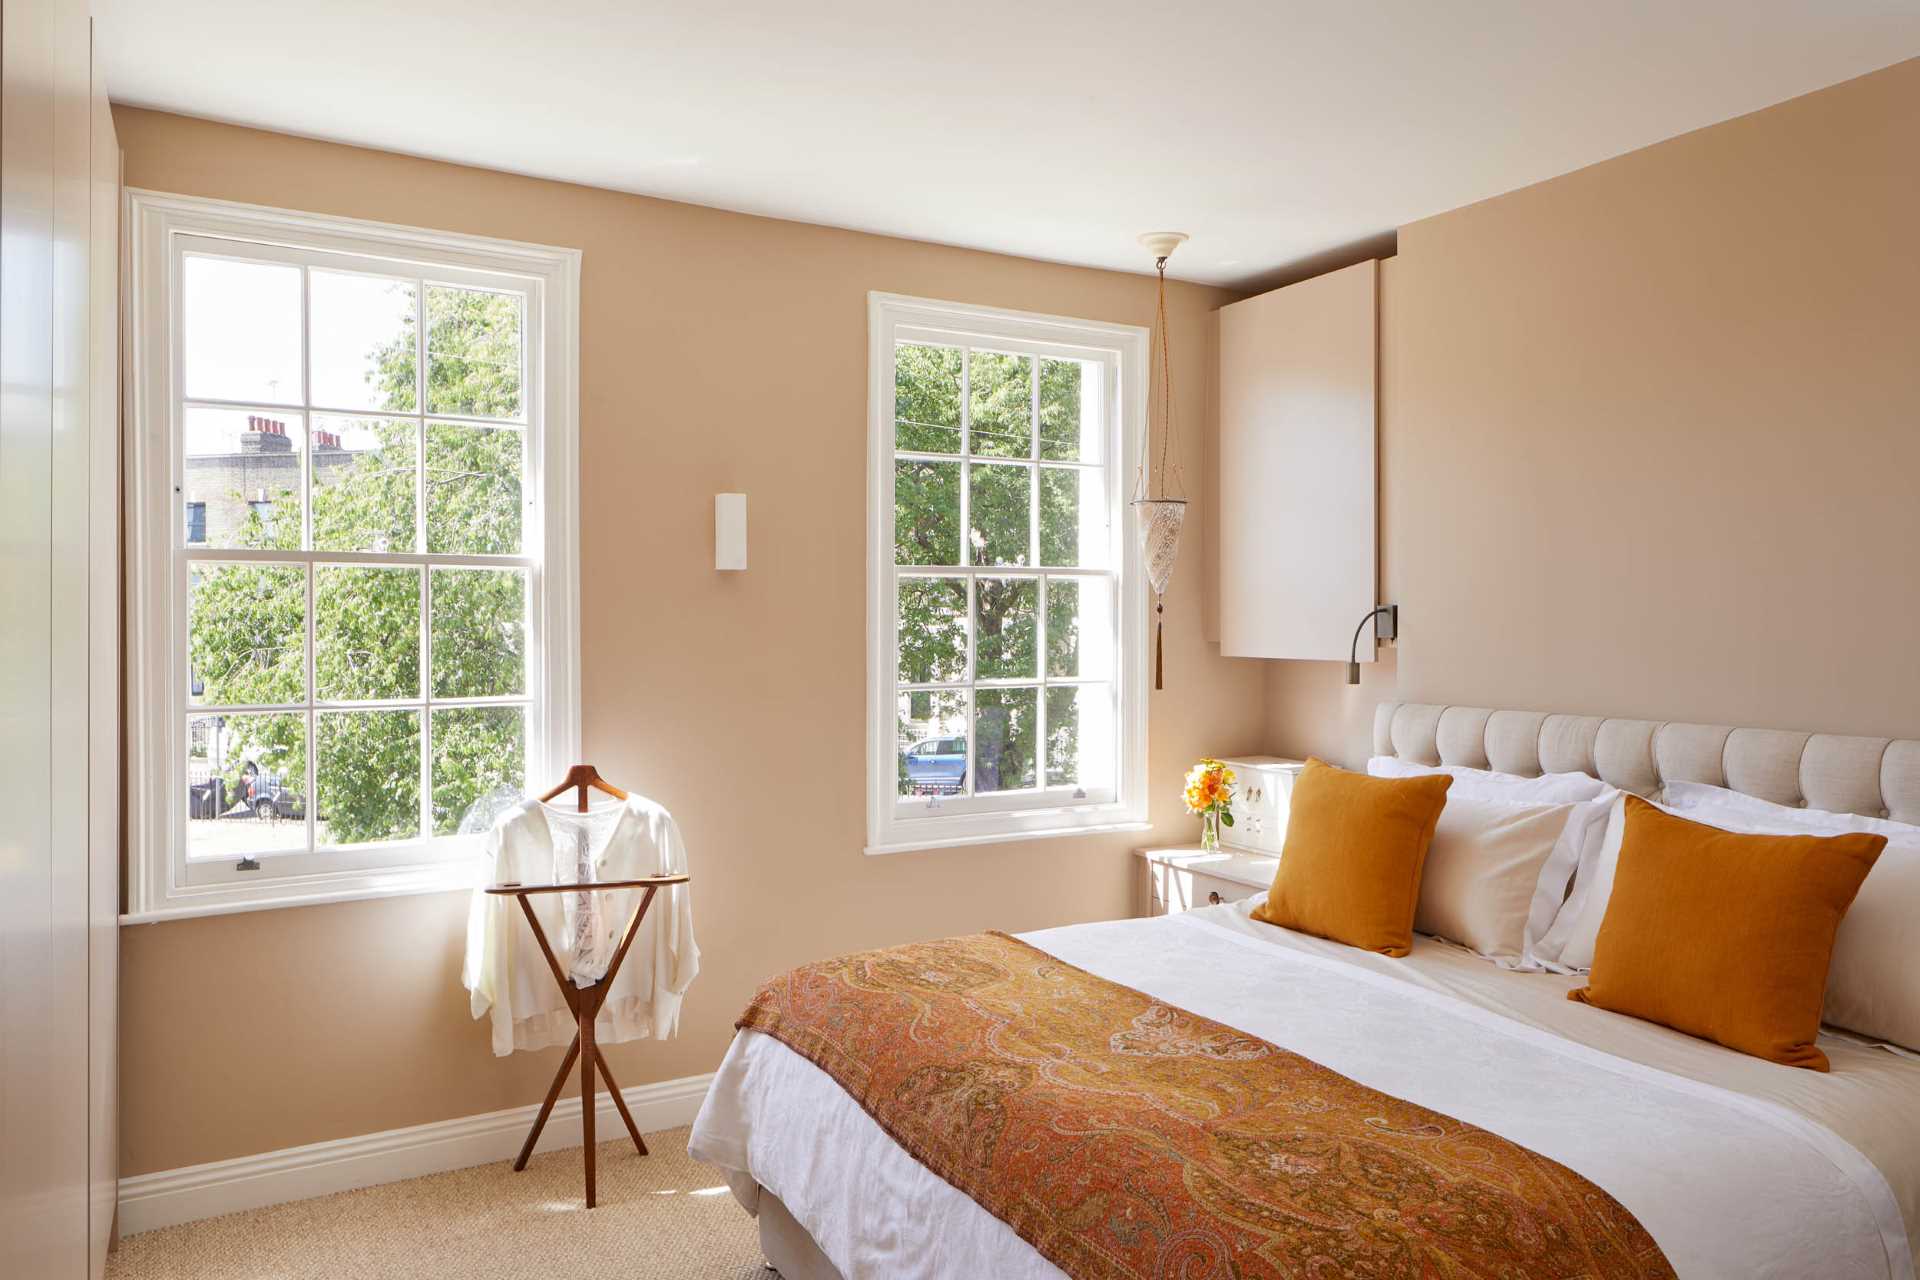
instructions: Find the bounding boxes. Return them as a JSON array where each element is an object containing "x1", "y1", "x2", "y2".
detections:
[{"x1": 485, "y1": 875, "x2": 689, "y2": 1208}]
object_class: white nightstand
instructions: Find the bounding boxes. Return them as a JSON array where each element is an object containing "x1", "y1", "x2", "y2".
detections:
[{"x1": 1135, "y1": 846, "x2": 1278, "y2": 917}]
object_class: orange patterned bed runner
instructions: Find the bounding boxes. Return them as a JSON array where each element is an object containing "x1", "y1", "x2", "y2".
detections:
[{"x1": 738, "y1": 930, "x2": 1676, "y2": 1280}]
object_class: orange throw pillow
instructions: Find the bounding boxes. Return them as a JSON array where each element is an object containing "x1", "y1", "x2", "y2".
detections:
[
  {"x1": 1569, "y1": 795, "x2": 1884, "y2": 1071},
  {"x1": 1252, "y1": 758, "x2": 1453, "y2": 956}
]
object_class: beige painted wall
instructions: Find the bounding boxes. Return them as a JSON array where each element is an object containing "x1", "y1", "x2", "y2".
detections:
[
  {"x1": 1267, "y1": 57, "x2": 1920, "y2": 766},
  {"x1": 114, "y1": 108, "x2": 1269, "y2": 1175}
]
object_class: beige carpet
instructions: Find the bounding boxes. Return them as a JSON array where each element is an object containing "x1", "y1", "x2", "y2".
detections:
[{"x1": 108, "y1": 1126, "x2": 769, "y2": 1280}]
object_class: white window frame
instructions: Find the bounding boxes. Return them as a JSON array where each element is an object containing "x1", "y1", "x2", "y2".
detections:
[
  {"x1": 866, "y1": 292, "x2": 1149, "y2": 855},
  {"x1": 123, "y1": 190, "x2": 581, "y2": 921}
]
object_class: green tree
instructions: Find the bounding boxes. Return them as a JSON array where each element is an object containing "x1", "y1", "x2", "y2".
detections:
[
  {"x1": 892, "y1": 344, "x2": 1088, "y2": 795},
  {"x1": 189, "y1": 285, "x2": 530, "y2": 844}
]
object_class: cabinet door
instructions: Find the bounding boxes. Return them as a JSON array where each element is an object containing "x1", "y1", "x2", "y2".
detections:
[{"x1": 1218, "y1": 260, "x2": 1377, "y2": 659}]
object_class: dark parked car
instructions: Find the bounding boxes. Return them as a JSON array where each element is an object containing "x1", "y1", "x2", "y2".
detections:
[
  {"x1": 188, "y1": 763, "x2": 304, "y2": 821},
  {"x1": 236, "y1": 761, "x2": 304, "y2": 820}
]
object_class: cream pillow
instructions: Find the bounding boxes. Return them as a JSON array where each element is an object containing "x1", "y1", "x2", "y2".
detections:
[
  {"x1": 1661, "y1": 781, "x2": 1920, "y2": 1052},
  {"x1": 1416, "y1": 796, "x2": 1581, "y2": 964}
]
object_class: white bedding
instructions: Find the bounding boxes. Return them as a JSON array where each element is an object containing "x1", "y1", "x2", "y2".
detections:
[{"x1": 690, "y1": 900, "x2": 1920, "y2": 1280}]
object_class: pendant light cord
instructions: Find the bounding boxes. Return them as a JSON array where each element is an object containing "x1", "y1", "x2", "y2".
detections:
[
  {"x1": 1135, "y1": 258, "x2": 1184, "y2": 503},
  {"x1": 1157, "y1": 260, "x2": 1175, "y2": 497}
]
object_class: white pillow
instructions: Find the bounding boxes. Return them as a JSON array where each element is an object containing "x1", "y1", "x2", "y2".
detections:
[
  {"x1": 1662, "y1": 780, "x2": 1915, "y2": 840},
  {"x1": 1366, "y1": 756, "x2": 1610, "y2": 804},
  {"x1": 1530, "y1": 791, "x2": 1643, "y2": 973},
  {"x1": 1519, "y1": 791, "x2": 1615, "y2": 970},
  {"x1": 1661, "y1": 782, "x2": 1920, "y2": 1051},
  {"x1": 1416, "y1": 796, "x2": 1579, "y2": 966}
]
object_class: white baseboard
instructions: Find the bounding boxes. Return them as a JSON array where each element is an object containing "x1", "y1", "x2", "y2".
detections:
[{"x1": 117, "y1": 1070, "x2": 715, "y2": 1235}]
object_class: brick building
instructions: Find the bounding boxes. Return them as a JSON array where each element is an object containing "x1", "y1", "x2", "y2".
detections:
[{"x1": 184, "y1": 415, "x2": 361, "y2": 545}]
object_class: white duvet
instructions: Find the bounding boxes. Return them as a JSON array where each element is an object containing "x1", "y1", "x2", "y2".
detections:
[{"x1": 691, "y1": 900, "x2": 1920, "y2": 1280}]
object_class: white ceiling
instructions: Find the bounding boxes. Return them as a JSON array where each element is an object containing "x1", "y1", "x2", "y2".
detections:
[{"x1": 98, "y1": 2, "x2": 1919, "y2": 288}]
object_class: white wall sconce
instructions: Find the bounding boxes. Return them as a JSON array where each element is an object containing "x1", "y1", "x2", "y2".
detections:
[{"x1": 715, "y1": 493, "x2": 747, "y2": 571}]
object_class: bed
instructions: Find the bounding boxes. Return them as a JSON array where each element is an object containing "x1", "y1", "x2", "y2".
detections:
[{"x1": 690, "y1": 702, "x2": 1920, "y2": 1279}]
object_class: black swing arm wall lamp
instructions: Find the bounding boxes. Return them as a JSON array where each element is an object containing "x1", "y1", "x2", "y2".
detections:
[{"x1": 1347, "y1": 604, "x2": 1398, "y2": 685}]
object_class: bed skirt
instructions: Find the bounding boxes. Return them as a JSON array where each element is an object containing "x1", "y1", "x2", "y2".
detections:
[{"x1": 759, "y1": 1190, "x2": 844, "y2": 1280}]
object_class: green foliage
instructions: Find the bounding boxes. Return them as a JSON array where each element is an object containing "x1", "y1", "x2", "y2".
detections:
[
  {"x1": 893, "y1": 344, "x2": 959, "y2": 453},
  {"x1": 316, "y1": 710, "x2": 420, "y2": 843},
  {"x1": 891, "y1": 344, "x2": 1097, "y2": 795},
  {"x1": 187, "y1": 283, "x2": 529, "y2": 846},
  {"x1": 1037, "y1": 357, "x2": 1083, "y2": 461},
  {"x1": 968, "y1": 352, "x2": 1031, "y2": 458},
  {"x1": 424, "y1": 286, "x2": 522, "y2": 418},
  {"x1": 314, "y1": 422, "x2": 415, "y2": 552},
  {"x1": 427, "y1": 423, "x2": 522, "y2": 554},
  {"x1": 432, "y1": 707, "x2": 527, "y2": 835},
  {"x1": 316, "y1": 566, "x2": 420, "y2": 701},
  {"x1": 430, "y1": 568, "x2": 526, "y2": 699}
]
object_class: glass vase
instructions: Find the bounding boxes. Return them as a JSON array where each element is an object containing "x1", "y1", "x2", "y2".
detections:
[{"x1": 1200, "y1": 808, "x2": 1221, "y2": 853}]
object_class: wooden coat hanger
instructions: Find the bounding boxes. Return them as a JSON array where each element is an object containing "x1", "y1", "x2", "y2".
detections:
[
  {"x1": 538, "y1": 763, "x2": 628, "y2": 813},
  {"x1": 499, "y1": 761, "x2": 678, "y2": 1207}
]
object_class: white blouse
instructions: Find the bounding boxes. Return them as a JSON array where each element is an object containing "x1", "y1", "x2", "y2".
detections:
[{"x1": 462, "y1": 793, "x2": 699, "y2": 1057}]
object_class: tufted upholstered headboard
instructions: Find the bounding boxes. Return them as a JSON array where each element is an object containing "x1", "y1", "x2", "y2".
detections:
[{"x1": 1373, "y1": 702, "x2": 1920, "y2": 825}]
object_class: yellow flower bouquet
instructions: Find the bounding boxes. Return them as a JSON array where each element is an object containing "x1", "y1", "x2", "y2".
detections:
[{"x1": 1182, "y1": 758, "x2": 1236, "y2": 852}]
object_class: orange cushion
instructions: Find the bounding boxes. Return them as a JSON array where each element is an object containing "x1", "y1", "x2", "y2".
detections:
[
  {"x1": 1569, "y1": 795, "x2": 1884, "y2": 1070},
  {"x1": 1251, "y1": 758, "x2": 1453, "y2": 957}
]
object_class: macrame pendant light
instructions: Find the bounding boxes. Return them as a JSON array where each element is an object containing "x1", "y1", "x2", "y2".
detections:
[{"x1": 1131, "y1": 232, "x2": 1189, "y2": 690}]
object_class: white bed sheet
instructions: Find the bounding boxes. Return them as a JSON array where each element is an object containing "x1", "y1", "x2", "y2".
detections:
[{"x1": 690, "y1": 900, "x2": 1920, "y2": 1280}]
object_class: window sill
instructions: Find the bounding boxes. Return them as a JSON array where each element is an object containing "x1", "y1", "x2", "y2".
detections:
[
  {"x1": 121, "y1": 858, "x2": 483, "y2": 924},
  {"x1": 865, "y1": 819, "x2": 1152, "y2": 857}
]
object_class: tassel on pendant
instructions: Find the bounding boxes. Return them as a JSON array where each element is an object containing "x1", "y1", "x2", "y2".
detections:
[{"x1": 1154, "y1": 601, "x2": 1165, "y2": 690}]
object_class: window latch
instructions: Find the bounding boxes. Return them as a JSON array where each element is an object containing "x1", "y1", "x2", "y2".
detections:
[{"x1": 236, "y1": 856, "x2": 261, "y2": 872}]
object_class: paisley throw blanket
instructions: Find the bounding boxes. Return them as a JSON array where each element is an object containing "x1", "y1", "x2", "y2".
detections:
[{"x1": 738, "y1": 931, "x2": 1677, "y2": 1280}]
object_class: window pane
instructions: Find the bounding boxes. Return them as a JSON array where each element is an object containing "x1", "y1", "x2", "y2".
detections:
[
  {"x1": 968, "y1": 350, "x2": 1032, "y2": 459},
  {"x1": 974, "y1": 687, "x2": 1037, "y2": 792},
  {"x1": 186, "y1": 712, "x2": 306, "y2": 857},
  {"x1": 895, "y1": 343, "x2": 961, "y2": 454},
  {"x1": 182, "y1": 408, "x2": 303, "y2": 551},
  {"x1": 968, "y1": 463, "x2": 1030, "y2": 566},
  {"x1": 1046, "y1": 577, "x2": 1114, "y2": 679},
  {"x1": 1046, "y1": 685, "x2": 1113, "y2": 791},
  {"x1": 183, "y1": 255, "x2": 302, "y2": 404},
  {"x1": 427, "y1": 422, "x2": 524, "y2": 554},
  {"x1": 974, "y1": 578, "x2": 1037, "y2": 680},
  {"x1": 309, "y1": 270, "x2": 417, "y2": 412},
  {"x1": 894, "y1": 459, "x2": 960, "y2": 565},
  {"x1": 432, "y1": 706, "x2": 526, "y2": 835},
  {"x1": 898, "y1": 690, "x2": 966, "y2": 798},
  {"x1": 426, "y1": 285, "x2": 523, "y2": 420},
  {"x1": 1039, "y1": 466, "x2": 1106, "y2": 567},
  {"x1": 188, "y1": 563, "x2": 306, "y2": 706},
  {"x1": 315, "y1": 710, "x2": 421, "y2": 845},
  {"x1": 1039, "y1": 358, "x2": 1096, "y2": 462},
  {"x1": 897, "y1": 577, "x2": 966, "y2": 684},
  {"x1": 312, "y1": 416, "x2": 416, "y2": 553},
  {"x1": 431, "y1": 568, "x2": 527, "y2": 698},
  {"x1": 315, "y1": 565, "x2": 421, "y2": 701}
]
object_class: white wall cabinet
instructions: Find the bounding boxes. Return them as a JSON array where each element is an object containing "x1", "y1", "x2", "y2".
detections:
[{"x1": 1217, "y1": 260, "x2": 1378, "y2": 660}]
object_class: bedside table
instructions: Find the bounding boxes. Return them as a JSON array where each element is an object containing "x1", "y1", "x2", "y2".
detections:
[{"x1": 1134, "y1": 846, "x2": 1278, "y2": 917}]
